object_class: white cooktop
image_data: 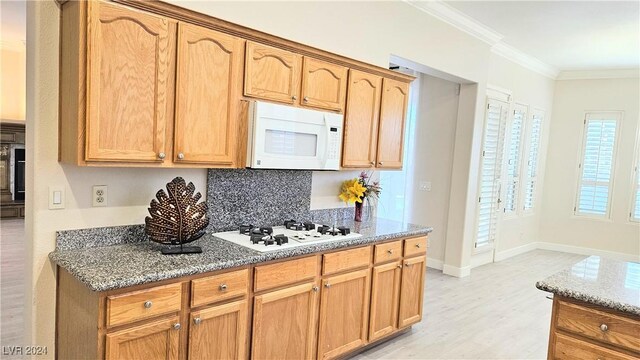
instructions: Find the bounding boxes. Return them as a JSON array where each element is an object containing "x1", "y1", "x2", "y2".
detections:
[{"x1": 213, "y1": 225, "x2": 362, "y2": 253}]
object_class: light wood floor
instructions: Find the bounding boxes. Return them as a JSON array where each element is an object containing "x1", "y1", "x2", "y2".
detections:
[
  {"x1": 1, "y1": 219, "x2": 26, "y2": 357},
  {"x1": 0, "y1": 221, "x2": 585, "y2": 359},
  {"x1": 354, "y1": 250, "x2": 586, "y2": 359}
]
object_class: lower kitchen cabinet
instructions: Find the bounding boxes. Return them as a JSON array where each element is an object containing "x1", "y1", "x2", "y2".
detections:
[
  {"x1": 369, "y1": 261, "x2": 402, "y2": 341},
  {"x1": 398, "y1": 256, "x2": 426, "y2": 328},
  {"x1": 252, "y1": 282, "x2": 319, "y2": 360},
  {"x1": 105, "y1": 316, "x2": 180, "y2": 360},
  {"x1": 189, "y1": 300, "x2": 248, "y2": 360},
  {"x1": 317, "y1": 268, "x2": 371, "y2": 360}
]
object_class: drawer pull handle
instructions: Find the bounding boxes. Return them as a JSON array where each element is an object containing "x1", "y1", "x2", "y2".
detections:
[
  {"x1": 219, "y1": 284, "x2": 228, "y2": 291},
  {"x1": 600, "y1": 324, "x2": 608, "y2": 332},
  {"x1": 173, "y1": 323, "x2": 181, "y2": 330},
  {"x1": 144, "y1": 301, "x2": 153, "y2": 309},
  {"x1": 325, "y1": 283, "x2": 331, "y2": 288},
  {"x1": 387, "y1": 249, "x2": 393, "y2": 255},
  {"x1": 193, "y1": 317, "x2": 202, "y2": 325}
]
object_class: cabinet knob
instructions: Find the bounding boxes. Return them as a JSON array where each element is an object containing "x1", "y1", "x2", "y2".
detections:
[
  {"x1": 397, "y1": 264, "x2": 403, "y2": 269},
  {"x1": 600, "y1": 324, "x2": 608, "y2": 332},
  {"x1": 370, "y1": 161, "x2": 375, "y2": 166},
  {"x1": 144, "y1": 301, "x2": 152, "y2": 309},
  {"x1": 416, "y1": 244, "x2": 421, "y2": 248},
  {"x1": 158, "y1": 152, "x2": 166, "y2": 160},
  {"x1": 303, "y1": 96, "x2": 309, "y2": 102},
  {"x1": 405, "y1": 263, "x2": 410, "y2": 267},
  {"x1": 173, "y1": 323, "x2": 181, "y2": 330},
  {"x1": 378, "y1": 162, "x2": 383, "y2": 166},
  {"x1": 177, "y1": 153, "x2": 185, "y2": 160},
  {"x1": 325, "y1": 283, "x2": 331, "y2": 288},
  {"x1": 387, "y1": 249, "x2": 393, "y2": 255},
  {"x1": 219, "y1": 284, "x2": 227, "y2": 291},
  {"x1": 312, "y1": 285, "x2": 319, "y2": 292},
  {"x1": 292, "y1": 95, "x2": 297, "y2": 100},
  {"x1": 193, "y1": 317, "x2": 202, "y2": 325}
]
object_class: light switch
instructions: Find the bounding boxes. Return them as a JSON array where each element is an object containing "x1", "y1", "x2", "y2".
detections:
[
  {"x1": 49, "y1": 187, "x2": 65, "y2": 209},
  {"x1": 419, "y1": 181, "x2": 432, "y2": 192}
]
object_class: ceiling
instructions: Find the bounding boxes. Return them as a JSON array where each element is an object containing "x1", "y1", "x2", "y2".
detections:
[
  {"x1": 444, "y1": 1, "x2": 639, "y2": 71},
  {"x1": 0, "y1": 0, "x2": 26, "y2": 45}
]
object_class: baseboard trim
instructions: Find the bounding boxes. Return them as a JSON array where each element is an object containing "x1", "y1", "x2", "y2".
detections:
[
  {"x1": 426, "y1": 257, "x2": 443, "y2": 270},
  {"x1": 494, "y1": 242, "x2": 539, "y2": 262},
  {"x1": 442, "y1": 264, "x2": 471, "y2": 278},
  {"x1": 536, "y1": 242, "x2": 640, "y2": 263}
]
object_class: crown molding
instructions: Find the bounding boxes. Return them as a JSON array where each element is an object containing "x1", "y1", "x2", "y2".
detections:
[
  {"x1": 406, "y1": 0, "x2": 503, "y2": 45},
  {"x1": 556, "y1": 68, "x2": 640, "y2": 80},
  {"x1": 405, "y1": 0, "x2": 560, "y2": 79},
  {"x1": 0, "y1": 40, "x2": 26, "y2": 52},
  {"x1": 491, "y1": 42, "x2": 559, "y2": 79}
]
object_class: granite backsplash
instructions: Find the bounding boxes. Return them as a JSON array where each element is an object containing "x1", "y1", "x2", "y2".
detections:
[{"x1": 56, "y1": 169, "x2": 375, "y2": 250}]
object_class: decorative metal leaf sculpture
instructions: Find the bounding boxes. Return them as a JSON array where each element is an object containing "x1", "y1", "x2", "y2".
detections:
[{"x1": 145, "y1": 177, "x2": 209, "y2": 254}]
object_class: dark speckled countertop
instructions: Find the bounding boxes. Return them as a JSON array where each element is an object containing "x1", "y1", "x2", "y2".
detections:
[
  {"x1": 49, "y1": 217, "x2": 432, "y2": 292},
  {"x1": 536, "y1": 256, "x2": 640, "y2": 316}
]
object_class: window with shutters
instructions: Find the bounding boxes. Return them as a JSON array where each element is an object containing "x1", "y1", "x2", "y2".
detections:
[
  {"x1": 574, "y1": 112, "x2": 621, "y2": 218},
  {"x1": 523, "y1": 110, "x2": 544, "y2": 212},
  {"x1": 630, "y1": 132, "x2": 640, "y2": 222},
  {"x1": 475, "y1": 98, "x2": 508, "y2": 250},
  {"x1": 504, "y1": 104, "x2": 527, "y2": 215}
]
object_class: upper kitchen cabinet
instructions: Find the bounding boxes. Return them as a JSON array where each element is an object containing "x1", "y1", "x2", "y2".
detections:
[
  {"x1": 300, "y1": 58, "x2": 348, "y2": 112},
  {"x1": 342, "y1": 70, "x2": 382, "y2": 168},
  {"x1": 376, "y1": 79, "x2": 409, "y2": 169},
  {"x1": 244, "y1": 42, "x2": 302, "y2": 105},
  {"x1": 85, "y1": 1, "x2": 174, "y2": 163},
  {"x1": 174, "y1": 23, "x2": 244, "y2": 165}
]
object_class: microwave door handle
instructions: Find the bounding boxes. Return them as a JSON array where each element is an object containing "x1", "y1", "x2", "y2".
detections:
[{"x1": 321, "y1": 115, "x2": 331, "y2": 167}]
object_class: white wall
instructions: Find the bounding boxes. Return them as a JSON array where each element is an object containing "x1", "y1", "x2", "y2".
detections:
[
  {"x1": 26, "y1": 0, "x2": 558, "y2": 354},
  {"x1": 486, "y1": 53, "x2": 556, "y2": 257},
  {"x1": 540, "y1": 77, "x2": 640, "y2": 257},
  {"x1": 1, "y1": 46, "x2": 26, "y2": 121},
  {"x1": 407, "y1": 74, "x2": 460, "y2": 265}
]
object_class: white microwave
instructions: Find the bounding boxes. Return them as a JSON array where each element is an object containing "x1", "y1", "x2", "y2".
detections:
[{"x1": 246, "y1": 101, "x2": 343, "y2": 170}]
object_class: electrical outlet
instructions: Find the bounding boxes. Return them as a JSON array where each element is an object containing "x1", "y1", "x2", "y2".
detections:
[
  {"x1": 419, "y1": 181, "x2": 432, "y2": 192},
  {"x1": 92, "y1": 185, "x2": 108, "y2": 207}
]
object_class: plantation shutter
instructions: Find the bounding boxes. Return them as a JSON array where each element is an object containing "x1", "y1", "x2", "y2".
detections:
[
  {"x1": 523, "y1": 111, "x2": 543, "y2": 211},
  {"x1": 504, "y1": 105, "x2": 527, "y2": 214},
  {"x1": 632, "y1": 153, "x2": 640, "y2": 221},
  {"x1": 575, "y1": 112, "x2": 620, "y2": 217},
  {"x1": 475, "y1": 99, "x2": 508, "y2": 249}
]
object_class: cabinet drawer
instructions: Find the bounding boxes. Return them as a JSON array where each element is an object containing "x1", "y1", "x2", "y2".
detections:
[
  {"x1": 554, "y1": 332, "x2": 636, "y2": 360},
  {"x1": 254, "y1": 256, "x2": 317, "y2": 292},
  {"x1": 404, "y1": 236, "x2": 427, "y2": 257},
  {"x1": 191, "y1": 269, "x2": 248, "y2": 307},
  {"x1": 373, "y1": 241, "x2": 402, "y2": 264},
  {"x1": 106, "y1": 283, "x2": 182, "y2": 327},
  {"x1": 556, "y1": 300, "x2": 640, "y2": 353},
  {"x1": 322, "y1": 246, "x2": 371, "y2": 275}
]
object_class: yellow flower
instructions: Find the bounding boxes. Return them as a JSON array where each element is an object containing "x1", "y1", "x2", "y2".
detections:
[{"x1": 338, "y1": 178, "x2": 367, "y2": 204}]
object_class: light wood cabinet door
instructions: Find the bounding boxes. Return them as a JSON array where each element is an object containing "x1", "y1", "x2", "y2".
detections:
[
  {"x1": 300, "y1": 58, "x2": 348, "y2": 112},
  {"x1": 369, "y1": 261, "x2": 402, "y2": 341},
  {"x1": 244, "y1": 42, "x2": 302, "y2": 104},
  {"x1": 342, "y1": 70, "x2": 382, "y2": 168},
  {"x1": 86, "y1": 1, "x2": 174, "y2": 162},
  {"x1": 252, "y1": 282, "x2": 319, "y2": 360},
  {"x1": 105, "y1": 316, "x2": 180, "y2": 360},
  {"x1": 317, "y1": 269, "x2": 371, "y2": 360},
  {"x1": 189, "y1": 300, "x2": 248, "y2": 360},
  {"x1": 398, "y1": 256, "x2": 425, "y2": 328},
  {"x1": 174, "y1": 23, "x2": 244, "y2": 165},
  {"x1": 376, "y1": 78, "x2": 409, "y2": 169}
]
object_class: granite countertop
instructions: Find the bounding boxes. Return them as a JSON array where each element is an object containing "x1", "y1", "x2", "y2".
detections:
[
  {"x1": 49, "y1": 217, "x2": 432, "y2": 292},
  {"x1": 536, "y1": 256, "x2": 640, "y2": 316}
]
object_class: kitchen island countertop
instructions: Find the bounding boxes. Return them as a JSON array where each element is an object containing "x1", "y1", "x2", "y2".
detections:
[
  {"x1": 50, "y1": 217, "x2": 432, "y2": 292},
  {"x1": 536, "y1": 255, "x2": 640, "y2": 316}
]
